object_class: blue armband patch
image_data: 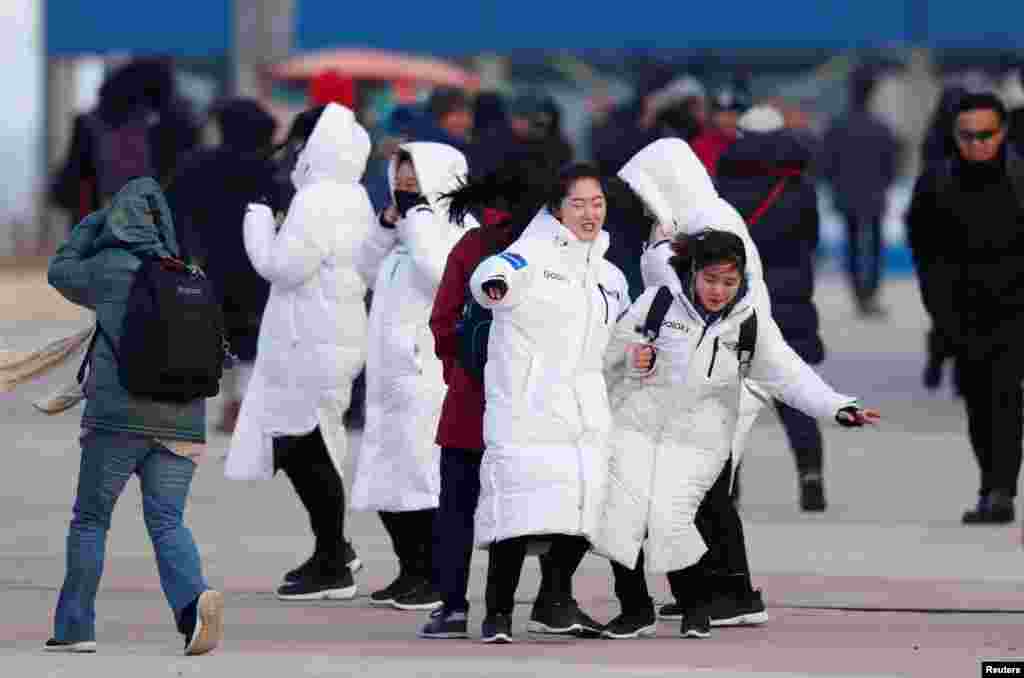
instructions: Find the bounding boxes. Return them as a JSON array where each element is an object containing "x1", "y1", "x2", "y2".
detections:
[{"x1": 499, "y1": 252, "x2": 528, "y2": 270}]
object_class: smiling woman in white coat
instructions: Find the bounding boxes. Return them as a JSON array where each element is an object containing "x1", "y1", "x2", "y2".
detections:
[
  {"x1": 350, "y1": 142, "x2": 473, "y2": 612},
  {"x1": 224, "y1": 103, "x2": 375, "y2": 602},
  {"x1": 595, "y1": 230, "x2": 880, "y2": 641},
  {"x1": 468, "y1": 163, "x2": 631, "y2": 644}
]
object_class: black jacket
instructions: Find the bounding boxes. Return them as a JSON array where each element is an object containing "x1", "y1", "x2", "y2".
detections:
[
  {"x1": 164, "y1": 100, "x2": 285, "y2": 361},
  {"x1": 716, "y1": 130, "x2": 824, "y2": 364},
  {"x1": 906, "y1": 146, "x2": 1024, "y2": 366}
]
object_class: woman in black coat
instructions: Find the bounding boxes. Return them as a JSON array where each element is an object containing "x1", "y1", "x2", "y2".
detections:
[{"x1": 715, "y1": 112, "x2": 828, "y2": 511}]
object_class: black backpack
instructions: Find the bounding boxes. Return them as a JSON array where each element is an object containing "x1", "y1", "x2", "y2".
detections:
[
  {"x1": 78, "y1": 195, "x2": 228, "y2": 402},
  {"x1": 456, "y1": 282, "x2": 493, "y2": 384},
  {"x1": 640, "y1": 286, "x2": 757, "y2": 377}
]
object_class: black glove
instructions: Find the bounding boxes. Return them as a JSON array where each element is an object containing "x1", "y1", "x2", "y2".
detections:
[
  {"x1": 394, "y1": 190, "x2": 429, "y2": 218},
  {"x1": 836, "y1": 406, "x2": 866, "y2": 428},
  {"x1": 481, "y1": 279, "x2": 508, "y2": 301}
]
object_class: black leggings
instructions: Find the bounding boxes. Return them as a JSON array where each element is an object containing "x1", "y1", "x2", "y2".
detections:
[
  {"x1": 379, "y1": 509, "x2": 436, "y2": 580},
  {"x1": 485, "y1": 535, "x2": 588, "y2": 616},
  {"x1": 274, "y1": 427, "x2": 347, "y2": 561}
]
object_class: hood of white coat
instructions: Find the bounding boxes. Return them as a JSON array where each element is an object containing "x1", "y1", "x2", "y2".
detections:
[
  {"x1": 388, "y1": 141, "x2": 469, "y2": 223},
  {"x1": 617, "y1": 138, "x2": 718, "y2": 238},
  {"x1": 518, "y1": 208, "x2": 610, "y2": 261},
  {"x1": 292, "y1": 103, "x2": 371, "y2": 189}
]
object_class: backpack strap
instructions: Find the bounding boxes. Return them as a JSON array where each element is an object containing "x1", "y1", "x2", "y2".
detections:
[
  {"x1": 76, "y1": 322, "x2": 119, "y2": 385},
  {"x1": 736, "y1": 311, "x2": 757, "y2": 377},
  {"x1": 639, "y1": 286, "x2": 674, "y2": 342},
  {"x1": 745, "y1": 176, "x2": 791, "y2": 226}
]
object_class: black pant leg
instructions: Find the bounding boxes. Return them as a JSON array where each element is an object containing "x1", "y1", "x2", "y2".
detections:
[
  {"x1": 485, "y1": 537, "x2": 529, "y2": 616},
  {"x1": 774, "y1": 399, "x2": 824, "y2": 475},
  {"x1": 434, "y1": 448, "x2": 483, "y2": 612},
  {"x1": 865, "y1": 214, "x2": 884, "y2": 300},
  {"x1": 379, "y1": 510, "x2": 414, "y2": 576},
  {"x1": 611, "y1": 550, "x2": 654, "y2": 614},
  {"x1": 987, "y1": 363, "x2": 1023, "y2": 498},
  {"x1": 543, "y1": 535, "x2": 589, "y2": 603},
  {"x1": 278, "y1": 428, "x2": 345, "y2": 557},
  {"x1": 961, "y1": 366, "x2": 994, "y2": 495}
]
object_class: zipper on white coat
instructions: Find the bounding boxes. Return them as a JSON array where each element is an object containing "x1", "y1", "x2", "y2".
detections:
[{"x1": 707, "y1": 337, "x2": 720, "y2": 378}]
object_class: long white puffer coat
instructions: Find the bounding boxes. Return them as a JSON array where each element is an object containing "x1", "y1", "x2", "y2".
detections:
[
  {"x1": 469, "y1": 210, "x2": 630, "y2": 547},
  {"x1": 619, "y1": 138, "x2": 771, "y2": 474},
  {"x1": 225, "y1": 103, "x2": 374, "y2": 480},
  {"x1": 350, "y1": 142, "x2": 474, "y2": 512},
  {"x1": 594, "y1": 283, "x2": 857, "y2": 573}
]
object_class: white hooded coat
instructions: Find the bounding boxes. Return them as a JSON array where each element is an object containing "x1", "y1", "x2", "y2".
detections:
[
  {"x1": 619, "y1": 138, "x2": 771, "y2": 473},
  {"x1": 594, "y1": 283, "x2": 857, "y2": 573},
  {"x1": 350, "y1": 142, "x2": 474, "y2": 512},
  {"x1": 469, "y1": 210, "x2": 630, "y2": 547},
  {"x1": 225, "y1": 103, "x2": 375, "y2": 480}
]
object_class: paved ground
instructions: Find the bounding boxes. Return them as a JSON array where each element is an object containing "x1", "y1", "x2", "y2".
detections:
[{"x1": 1, "y1": 262, "x2": 1022, "y2": 677}]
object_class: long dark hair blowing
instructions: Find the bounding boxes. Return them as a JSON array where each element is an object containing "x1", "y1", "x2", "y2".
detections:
[{"x1": 443, "y1": 157, "x2": 608, "y2": 255}]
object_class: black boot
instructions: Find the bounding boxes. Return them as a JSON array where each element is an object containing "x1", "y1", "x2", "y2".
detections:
[{"x1": 962, "y1": 492, "x2": 1015, "y2": 525}]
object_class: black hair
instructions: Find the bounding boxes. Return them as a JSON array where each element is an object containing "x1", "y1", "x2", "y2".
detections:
[
  {"x1": 395, "y1": 149, "x2": 414, "y2": 167},
  {"x1": 954, "y1": 93, "x2": 1008, "y2": 125},
  {"x1": 545, "y1": 162, "x2": 605, "y2": 214},
  {"x1": 441, "y1": 151, "x2": 560, "y2": 254},
  {"x1": 428, "y1": 87, "x2": 471, "y2": 120},
  {"x1": 668, "y1": 229, "x2": 747, "y2": 280}
]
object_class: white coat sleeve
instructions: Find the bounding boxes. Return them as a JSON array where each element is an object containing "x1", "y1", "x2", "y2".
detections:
[
  {"x1": 244, "y1": 187, "x2": 334, "y2": 290},
  {"x1": 746, "y1": 313, "x2": 857, "y2": 421},
  {"x1": 356, "y1": 218, "x2": 397, "y2": 289},
  {"x1": 604, "y1": 288, "x2": 655, "y2": 375},
  {"x1": 397, "y1": 205, "x2": 450, "y2": 296},
  {"x1": 469, "y1": 247, "x2": 535, "y2": 311}
]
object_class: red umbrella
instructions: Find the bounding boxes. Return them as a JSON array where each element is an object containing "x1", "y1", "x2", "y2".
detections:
[{"x1": 267, "y1": 48, "x2": 480, "y2": 92}]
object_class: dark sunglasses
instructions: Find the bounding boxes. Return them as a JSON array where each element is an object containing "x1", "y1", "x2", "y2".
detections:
[{"x1": 956, "y1": 128, "x2": 1002, "y2": 142}]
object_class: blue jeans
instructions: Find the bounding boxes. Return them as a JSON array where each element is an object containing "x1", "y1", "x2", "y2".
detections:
[{"x1": 54, "y1": 430, "x2": 207, "y2": 642}]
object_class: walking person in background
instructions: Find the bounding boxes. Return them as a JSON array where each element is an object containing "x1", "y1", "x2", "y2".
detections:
[
  {"x1": 692, "y1": 80, "x2": 752, "y2": 175},
  {"x1": 351, "y1": 143, "x2": 472, "y2": 612},
  {"x1": 468, "y1": 163, "x2": 630, "y2": 643},
  {"x1": 164, "y1": 98, "x2": 286, "y2": 434},
  {"x1": 820, "y1": 64, "x2": 901, "y2": 318},
  {"x1": 716, "y1": 105, "x2": 830, "y2": 511},
  {"x1": 596, "y1": 229, "x2": 880, "y2": 640},
  {"x1": 907, "y1": 93, "x2": 1024, "y2": 525},
  {"x1": 224, "y1": 103, "x2": 373, "y2": 598},
  {"x1": 46, "y1": 178, "x2": 222, "y2": 656}
]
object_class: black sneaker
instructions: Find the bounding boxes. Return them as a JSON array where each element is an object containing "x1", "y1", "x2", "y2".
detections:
[
  {"x1": 370, "y1": 573, "x2": 422, "y2": 606},
  {"x1": 481, "y1": 613, "x2": 514, "y2": 643},
  {"x1": 799, "y1": 473, "x2": 826, "y2": 512},
  {"x1": 43, "y1": 639, "x2": 97, "y2": 653},
  {"x1": 527, "y1": 599, "x2": 602, "y2": 637},
  {"x1": 657, "y1": 602, "x2": 683, "y2": 620},
  {"x1": 182, "y1": 590, "x2": 224, "y2": 656},
  {"x1": 284, "y1": 541, "x2": 362, "y2": 583},
  {"x1": 391, "y1": 579, "x2": 443, "y2": 611},
  {"x1": 276, "y1": 568, "x2": 356, "y2": 601},
  {"x1": 680, "y1": 609, "x2": 711, "y2": 639},
  {"x1": 707, "y1": 589, "x2": 769, "y2": 627},
  {"x1": 419, "y1": 608, "x2": 469, "y2": 639},
  {"x1": 601, "y1": 610, "x2": 657, "y2": 639},
  {"x1": 962, "y1": 493, "x2": 1015, "y2": 525}
]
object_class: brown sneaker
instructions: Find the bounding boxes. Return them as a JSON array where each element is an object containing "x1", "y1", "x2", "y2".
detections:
[{"x1": 184, "y1": 590, "x2": 224, "y2": 656}]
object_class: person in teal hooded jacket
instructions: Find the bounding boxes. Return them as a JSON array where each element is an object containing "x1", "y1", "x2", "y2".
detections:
[{"x1": 45, "y1": 177, "x2": 223, "y2": 656}]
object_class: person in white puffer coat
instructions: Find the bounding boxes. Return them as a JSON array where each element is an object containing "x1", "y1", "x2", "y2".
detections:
[
  {"x1": 225, "y1": 103, "x2": 374, "y2": 602},
  {"x1": 469, "y1": 163, "x2": 630, "y2": 643},
  {"x1": 594, "y1": 230, "x2": 880, "y2": 640},
  {"x1": 616, "y1": 137, "x2": 775, "y2": 625},
  {"x1": 351, "y1": 142, "x2": 474, "y2": 612}
]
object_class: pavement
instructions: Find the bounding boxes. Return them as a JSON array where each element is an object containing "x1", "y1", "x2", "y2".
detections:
[{"x1": 1, "y1": 261, "x2": 1022, "y2": 678}]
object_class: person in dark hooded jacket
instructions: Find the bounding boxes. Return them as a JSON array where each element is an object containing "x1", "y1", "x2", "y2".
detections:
[
  {"x1": 716, "y1": 106, "x2": 829, "y2": 511},
  {"x1": 50, "y1": 58, "x2": 200, "y2": 230},
  {"x1": 164, "y1": 98, "x2": 287, "y2": 433}
]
